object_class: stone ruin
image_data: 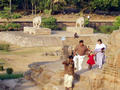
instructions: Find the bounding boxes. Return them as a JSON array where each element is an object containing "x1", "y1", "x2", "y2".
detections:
[
  {"x1": 24, "y1": 30, "x2": 120, "y2": 90},
  {"x1": 66, "y1": 17, "x2": 93, "y2": 34},
  {"x1": 24, "y1": 16, "x2": 51, "y2": 35}
]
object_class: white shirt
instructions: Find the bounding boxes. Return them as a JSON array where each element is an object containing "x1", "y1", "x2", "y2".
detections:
[{"x1": 95, "y1": 43, "x2": 106, "y2": 52}]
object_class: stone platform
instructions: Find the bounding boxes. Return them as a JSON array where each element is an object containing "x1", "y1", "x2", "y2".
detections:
[
  {"x1": 66, "y1": 27, "x2": 93, "y2": 34},
  {"x1": 24, "y1": 27, "x2": 51, "y2": 35}
]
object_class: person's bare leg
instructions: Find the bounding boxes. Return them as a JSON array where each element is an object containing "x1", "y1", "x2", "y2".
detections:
[
  {"x1": 69, "y1": 87, "x2": 73, "y2": 90},
  {"x1": 65, "y1": 87, "x2": 68, "y2": 90},
  {"x1": 88, "y1": 64, "x2": 92, "y2": 70}
]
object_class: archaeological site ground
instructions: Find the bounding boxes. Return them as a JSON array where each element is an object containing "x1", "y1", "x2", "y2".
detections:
[{"x1": 0, "y1": 1, "x2": 120, "y2": 90}]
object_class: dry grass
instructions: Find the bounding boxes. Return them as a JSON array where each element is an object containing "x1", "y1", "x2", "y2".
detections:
[{"x1": 0, "y1": 42, "x2": 60, "y2": 72}]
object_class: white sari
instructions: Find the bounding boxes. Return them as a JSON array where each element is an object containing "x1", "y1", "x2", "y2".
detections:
[{"x1": 94, "y1": 43, "x2": 106, "y2": 68}]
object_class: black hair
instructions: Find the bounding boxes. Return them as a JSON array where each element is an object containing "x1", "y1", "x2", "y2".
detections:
[
  {"x1": 101, "y1": 48, "x2": 105, "y2": 50},
  {"x1": 98, "y1": 39, "x2": 102, "y2": 43},
  {"x1": 79, "y1": 40, "x2": 84, "y2": 43},
  {"x1": 68, "y1": 55, "x2": 73, "y2": 59}
]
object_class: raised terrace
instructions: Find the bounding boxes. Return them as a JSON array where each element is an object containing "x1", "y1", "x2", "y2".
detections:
[{"x1": 0, "y1": 31, "x2": 110, "y2": 48}]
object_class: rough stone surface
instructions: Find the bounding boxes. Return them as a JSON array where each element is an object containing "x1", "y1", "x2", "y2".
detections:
[
  {"x1": 66, "y1": 27, "x2": 93, "y2": 34},
  {"x1": 0, "y1": 78, "x2": 42, "y2": 90},
  {"x1": 25, "y1": 58, "x2": 120, "y2": 90},
  {"x1": 110, "y1": 30, "x2": 120, "y2": 51},
  {"x1": 25, "y1": 60, "x2": 65, "y2": 90},
  {"x1": 24, "y1": 27, "x2": 51, "y2": 35},
  {"x1": 24, "y1": 30, "x2": 120, "y2": 90}
]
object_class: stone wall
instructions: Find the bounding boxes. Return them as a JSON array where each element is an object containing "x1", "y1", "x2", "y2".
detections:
[
  {"x1": 66, "y1": 27, "x2": 93, "y2": 34},
  {"x1": 0, "y1": 31, "x2": 62, "y2": 47},
  {"x1": 0, "y1": 31, "x2": 110, "y2": 48}
]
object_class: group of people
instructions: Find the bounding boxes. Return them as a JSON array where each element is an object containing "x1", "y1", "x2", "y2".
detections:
[{"x1": 62, "y1": 39, "x2": 106, "y2": 90}]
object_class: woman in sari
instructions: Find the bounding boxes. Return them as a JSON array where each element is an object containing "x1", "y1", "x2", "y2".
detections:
[{"x1": 94, "y1": 39, "x2": 106, "y2": 69}]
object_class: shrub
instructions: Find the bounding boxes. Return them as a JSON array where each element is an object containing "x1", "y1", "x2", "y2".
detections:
[
  {"x1": 41, "y1": 17, "x2": 58, "y2": 30},
  {"x1": 0, "y1": 25, "x2": 5, "y2": 31},
  {"x1": 84, "y1": 18, "x2": 89, "y2": 27},
  {"x1": 12, "y1": 13, "x2": 22, "y2": 19},
  {"x1": 94, "y1": 29, "x2": 100, "y2": 33},
  {"x1": 6, "y1": 68, "x2": 13, "y2": 74},
  {"x1": 0, "y1": 66, "x2": 4, "y2": 71},
  {"x1": 0, "y1": 73, "x2": 23, "y2": 80},
  {"x1": 5, "y1": 23, "x2": 21, "y2": 30},
  {"x1": 114, "y1": 16, "x2": 120, "y2": 27},
  {"x1": 0, "y1": 23, "x2": 20, "y2": 31},
  {"x1": 0, "y1": 44, "x2": 10, "y2": 51},
  {"x1": 44, "y1": 9, "x2": 52, "y2": 15},
  {"x1": 99, "y1": 25, "x2": 118, "y2": 34},
  {"x1": 0, "y1": 7, "x2": 11, "y2": 20}
]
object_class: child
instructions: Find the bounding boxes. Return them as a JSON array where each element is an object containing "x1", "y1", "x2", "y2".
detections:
[
  {"x1": 87, "y1": 51, "x2": 95, "y2": 69},
  {"x1": 62, "y1": 55, "x2": 74, "y2": 90},
  {"x1": 101, "y1": 48, "x2": 105, "y2": 53}
]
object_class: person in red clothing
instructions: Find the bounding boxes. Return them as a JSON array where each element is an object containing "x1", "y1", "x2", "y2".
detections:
[{"x1": 87, "y1": 51, "x2": 95, "y2": 69}]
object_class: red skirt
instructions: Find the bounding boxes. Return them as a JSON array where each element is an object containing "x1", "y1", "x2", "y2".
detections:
[{"x1": 87, "y1": 59, "x2": 95, "y2": 66}]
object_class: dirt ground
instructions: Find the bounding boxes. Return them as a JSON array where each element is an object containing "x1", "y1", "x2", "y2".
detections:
[
  {"x1": 0, "y1": 42, "x2": 60, "y2": 89},
  {"x1": 0, "y1": 43, "x2": 60, "y2": 73}
]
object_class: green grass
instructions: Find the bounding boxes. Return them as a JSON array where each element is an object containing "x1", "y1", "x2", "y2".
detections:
[
  {"x1": 0, "y1": 44, "x2": 10, "y2": 52},
  {"x1": 0, "y1": 58, "x2": 6, "y2": 64},
  {"x1": 0, "y1": 73, "x2": 23, "y2": 80}
]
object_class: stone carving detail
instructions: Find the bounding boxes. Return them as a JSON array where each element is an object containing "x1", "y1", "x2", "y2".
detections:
[
  {"x1": 33, "y1": 16, "x2": 42, "y2": 28},
  {"x1": 76, "y1": 17, "x2": 84, "y2": 28}
]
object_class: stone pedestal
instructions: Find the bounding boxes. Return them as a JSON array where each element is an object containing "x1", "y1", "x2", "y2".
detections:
[
  {"x1": 66, "y1": 27, "x2": 93, "y2": 34},
  {"x1": 24, "y1": 27, "x2": 51, "y2": 35}
]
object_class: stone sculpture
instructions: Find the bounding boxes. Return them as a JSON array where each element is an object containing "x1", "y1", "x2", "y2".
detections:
[
  {"x1": 66, "y1": 16, "x2": 93, "y2": 34},
  {"x1": 24, "y1": 16, "x2": 51, "y2": 35},
  {"x1": 33, "y1": 16, "x2": 42, "y2": 28},
  {"x1": 76, "y1": 17, "x2": 84, "y2": 28}
]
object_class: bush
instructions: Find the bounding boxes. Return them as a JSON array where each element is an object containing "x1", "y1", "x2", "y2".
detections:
[
  {"x1": 0, "y1": 44, "x2": 10, "y2": 51},
  {"x1": 0, "y1": 25, "x2": 5, "y2": 31},
  {"x1": 114, "y1": 16, "x2": 120, "y2": 27},
  {"x1": 84, "y1": 18, "x2": 89, "y2": 27},
  {"x1": 0, "y1": 66, "x2": 4, "y2": 71},
  {"x1": 41, "y1": 17, "x2": 58, "y2": 30},
  {"x1": 0, "y1": 73, "x2": 23, "y2": 80},
  {"x1": 94, "y1": 29, "x2": 100, "y2": 33},
  {"x1": 12, "y1": 13, "x2": 22, "y2": 19},
  {"x1": 5, "y1": 23, "x2": 21, "y2": 30},
  {"x1": 0, "y1": 23, "x2": 20, "y2": 31},
  {"x1": 44, "y1": 9, "x2": 52, "y2": 15},
  {"x1": 99, "y1": 25, "x2": 118, "y2": 34},
  {"x1": 6, "y1": 68, "x2": 13, "y2": 74}
]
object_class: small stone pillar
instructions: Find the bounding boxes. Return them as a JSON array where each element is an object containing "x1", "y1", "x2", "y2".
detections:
[{"x1": 61, "y1": 45, "x2": 73, "y2": 60}]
